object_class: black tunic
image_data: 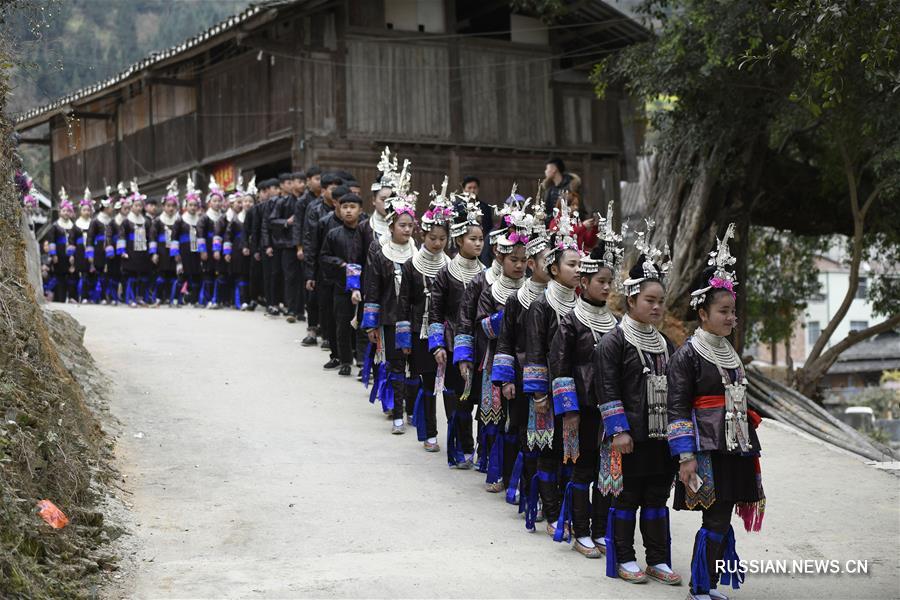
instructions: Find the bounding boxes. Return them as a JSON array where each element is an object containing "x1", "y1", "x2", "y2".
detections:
[
  {"x1": 427, "y1": 267, "x2": 467, "y2": 352},
  {"x1": 173, "y1": 215, "x2": 203, "y2": 276},
  {"x1": 398, "y1": 258, "x2": 440, "y2": 375},
  {"x1": 89, "y1": 215, "x2": 113, "y2": 272},
  {"x1": 363, "y1": 240, "x2": 408, "y2": 327},
  {"x1": 45, "y1": 221, "x2": 74, "y2": 275},
  {"x1": 71, "y1": 218, "x2": 95, "y2": 274},
  {"x1": 667, "y1": 342, "x2": 764, "y2": 510},
  {"x1": 596, "y1": 325, "x2": 676, "y2": 477},
  {"x1": 120, "y1": 216, "x2": 153, "y2": 275},
  {"x1": 225, "y1": 214, "x2": 250, "y2": 277},
  {"x1": 320, "y1": 224, "x2": 369, "y2": 290},
  {"x1": 150, "y1": 215, "x2": 180, "y2": 274}
]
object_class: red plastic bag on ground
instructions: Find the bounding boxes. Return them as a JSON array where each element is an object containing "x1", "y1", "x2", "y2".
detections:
[{"x1": 37, "y1": 499, "x2": 69, "y2": 529}]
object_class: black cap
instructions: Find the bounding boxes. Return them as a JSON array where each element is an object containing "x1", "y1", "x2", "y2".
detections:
[
  {"x1": 338, "y1": 192, "x2": 363, "y2": 205},
  {"x1": 278, "y1": 173, "x2": 293, "y2": 182},
  {"x1": 306, "y1": 165, "x2": 322, "y2": 178}
]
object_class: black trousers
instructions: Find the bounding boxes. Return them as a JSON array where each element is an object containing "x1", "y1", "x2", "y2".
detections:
[
  {"x1": 443, "y1": 359, "x2": 477, "y2": 454},
  {"x1": 690, "y1": 501, "x2": 735, "y2": 593},
  {"x1": 319, "y1": 280, "x2": 337, "y2": 357},
  {"x1": 249, "y1": 255, "x2": 264, "y2": 304},
  {"x1": 332, "y1": 290, "x2": 356, "y2": 365},
  {"x1": 296, "y1": 259, "x2": 307, "y2": 317},
  {"x1": 381, "y1": 324, "x2": 412, "y2": 420},
  {"x1": 610, "y1": 471, "x2": 674, "y2": 565},
  {"x1": 263, "y1": 253, "x2": 279, "y2": 307},
  {"x1": 278, "y1": 247, "x2": 301, "y2": 315},
  {"x1": 419, "y1": 371, "x2": 439, "y2": 439}
]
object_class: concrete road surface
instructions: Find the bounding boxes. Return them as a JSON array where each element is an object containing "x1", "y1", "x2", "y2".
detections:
[{"x1": 60, "y1": 304, "x2": 900, "y2": 599}]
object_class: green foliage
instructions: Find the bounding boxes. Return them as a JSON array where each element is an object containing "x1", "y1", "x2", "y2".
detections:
[
  {"x1": 508, "y1": 0, "x2": 569, "y2": 22},
  {"x1": 855, "y1": 387, "x2": 900, "y2": 420},
  {"x1": 9, "y1": 0, "x2": 250, "y2": 114},
  {"x1": 746, "y1": 226, "x2": 825, "y2": 349}
]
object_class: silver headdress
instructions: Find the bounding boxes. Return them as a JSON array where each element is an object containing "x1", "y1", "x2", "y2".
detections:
[
  {"x1": 450, "y1": 191, "x2": 483, "y2": 238},
  {"x1": 207, "y1": 175, "x2": 223, "y2": 202},
  {"x1": 422, "y1": 176, "x2": 455, "y2": 232},
  {"x1": 526, "y1": 182, "x2": 550, "y2": 257},
  {"x1": 184, "y1": 176, "x2": 201, "y2": 204},
  {"x1": 579, "y1": 201, "x2": 624, "y2": 282},
  {"x1": 690, "y1": 222, "x2": 738, "y2": 310},
  {"x1": 496, "y1": 184, "x2": 534, "y2": 254},
  {"x1": 544, "y1": 192, "x2": 581, "y2": 268},
  {"x1": 623, "y1": 219, "x2": 672, "y2": 296},
  {"x1": 116, "y1": 181, "x2": 130, "y2": 208},
  {"x1": 164, "y1": 178, "x2": 180, "y2": 205},
  {"x1": 385, "y1": 159, "x2": 417, "y2": 224},
  {"x1": 246, "y1": 176, "x2": 258, "y2": 198},
  {"x1": 101, "y1": 184, "x2": 113, "y2": 208},
  {"x1": 372, "y1": 146, "x2": 399, "y2": 192},
  {"x1": 128, "y1": 179, "x2": 146, "y2": 203},
  {"x1": 80, "y1": 186, "x2": 93, "y2": 208}
]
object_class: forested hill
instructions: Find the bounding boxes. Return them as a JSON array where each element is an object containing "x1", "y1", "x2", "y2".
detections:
[{"x1": 9, "y1": 0, "x2": 252, "y2": 115}]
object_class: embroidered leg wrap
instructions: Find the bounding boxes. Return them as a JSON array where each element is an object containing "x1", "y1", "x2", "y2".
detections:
[
  {"x1": 640, "y1": 506, "x2": 673, "y2": 567},
  {"x1": 485, "y1": 424, "x2": 503, "y2": 484},
  {"x1": 591, "y1": 486, "x2": 612, "y2": 540},
  {"x1": 605, "y1": 507, "x2": 637, "y2": 577},
  {"x1": 536, "y1": 468, "x2": 560, "y2": 525},
  {"x1": 569, "y1": 480, "x2": 593, "y2": 540},
  {"x1": 554, "y1": 481, "x2": 589, "y2": 542}
]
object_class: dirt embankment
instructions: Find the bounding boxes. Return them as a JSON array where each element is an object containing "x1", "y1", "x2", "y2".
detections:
[{"x1": 1, "y1": 102, "x2": 121, "y2": 600}]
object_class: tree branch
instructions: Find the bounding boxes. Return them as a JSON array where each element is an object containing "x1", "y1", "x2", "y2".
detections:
[
  {"x1": 807, "y1": 313, "x2": 900, "y2": 375},
  {"x1": 806, "y1": 137, "x2": 866, "y2": 363}
]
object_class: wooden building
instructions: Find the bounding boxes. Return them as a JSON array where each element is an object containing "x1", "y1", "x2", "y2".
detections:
[{"x1": 14, "y1": 0, "x2": 647, "y2": 211}]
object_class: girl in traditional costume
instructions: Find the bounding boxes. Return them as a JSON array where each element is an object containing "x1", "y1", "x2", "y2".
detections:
[{"x1": 668, "y1": 223, "x2": 765, "y2": 600}]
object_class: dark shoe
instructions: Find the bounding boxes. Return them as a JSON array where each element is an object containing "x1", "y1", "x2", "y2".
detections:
[
  {"x1": 286, "y1": 313, "x2": 297, "y2": 323},
  {"x1": 301, "y1": 335, "x2": 318, "y2": 347},
  {"x1": 320, "y1": 340, "x2": 331, "y2": 351},
  {"x1": 338, "y1": 364, "x2": 352, "y2": 376},
  {"x1": 323, "y1": 358, "x2": 341, "y2": 370},
  {"x1": 296, "y1": 314, "x2": 306, "y2": 322},
  {"x1": 266, "y1": 307, "x2": 280, "y2": 317}
]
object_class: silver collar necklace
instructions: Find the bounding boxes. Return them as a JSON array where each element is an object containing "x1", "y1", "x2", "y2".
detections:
[
  {"x1": 447, "y1": 254, "x2": 484, "y2": 286},
  {"x1": 574, "y1": 296, "x2": 616, "y2": 335},
  {"x1": 690, "y1": 327, "x2": 742, "y2": 369},
  {"x1": 545, "y1": 279, "x2": 576, "y2": 318},
  {"x1": 491, "y1": 274, "x2": 525, "y2": 305},
  {"x1": 413, "y1": 247, "x2": 447, "y2": 278},
  {"x1": 381, "y1": 238, "x2": 415, "y2": 264},
  {"x1": 517, "y1": 278, "x2": 547, "y2": 310},
  {"x1": 621, "y1": 313, "x2": 666, "y2": 355}
]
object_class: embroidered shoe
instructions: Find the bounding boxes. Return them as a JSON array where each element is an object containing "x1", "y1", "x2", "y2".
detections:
[
  {"x1": 424, "y1": 441, "x2": 440, "y2": 452},
  {"x1": 708, "y1": 589, "x2": 730, "y2": 600},
  {"x1": 391, "y1": 423, "x2": 405, "y2": 435},
  {"x1": 646, "y1": 565, "x2": 682, "y2": 585},
  {"x1": 485, "y1": 482, "x2": 504, "y2": 493},
  {"x1": 545, "y1": 521, "x2": 570, "y2": 538},
  {"x1": 572, "y1": 539, "x2": 602, "y2": 559},
  {"x1": 591, "y1": 538, "x2": 607, "y2": 555},
  {"x1": 616, "y1": 565, "x2": 648, "y2": 583}
]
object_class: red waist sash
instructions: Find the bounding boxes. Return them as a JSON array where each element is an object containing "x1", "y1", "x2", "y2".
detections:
[{"x1": 693, "y1": 395, "x2": 762, "y2": 429}]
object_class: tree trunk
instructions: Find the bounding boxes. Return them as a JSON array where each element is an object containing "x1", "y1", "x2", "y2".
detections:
[{"x1": 795, "y1": 313, "x2": 900, "y2": 397}]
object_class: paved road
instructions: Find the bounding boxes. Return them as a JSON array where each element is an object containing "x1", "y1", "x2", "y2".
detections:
[{"x1": 61, "y1": 304, "x2": 900, "y2": 599}]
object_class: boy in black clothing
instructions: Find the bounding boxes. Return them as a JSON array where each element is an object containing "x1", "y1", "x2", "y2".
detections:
[{"x1": 318, "y1": 192, "x2": 371, "y2": 376}]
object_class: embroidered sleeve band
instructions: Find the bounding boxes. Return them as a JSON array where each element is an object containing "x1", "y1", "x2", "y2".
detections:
[
  {"x1": 667, "y1": 418, "x2": 697, "y2": 455},
  {"x1": 452, "y1": 334, "x2": 475, "y2": 364},
  {"x1": 345, "y1": 263, "x2": 362, "y2": 291},
  {"x1": 600, "y1": 401, "x2": 630, "y2": 436},
  {"x1": 396, "y1": 320, "x2": 412, "y2": 350},
  {"x1": 480, "y1": 310, "x2": 504, "y2": 340},
  {"x1": 428, "y1": 322, "x2": 445, "y2": 352},
  {"x1": 491, "y1": 353, "x2": 516, "y2": 384},
  {"x1": 361, "y1": 302, "x2": 381, "y2": 329},
  {"x1": 523, "y1": 364, "x2": 549, "y2": 394},
  {"x1": 552, "y1": 377, "x2": 579, "y2": 414}
]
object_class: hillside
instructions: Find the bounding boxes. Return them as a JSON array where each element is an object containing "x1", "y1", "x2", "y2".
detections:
[{"x1": 9, "y1": 0, "x2": 252, "y2": 116}]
